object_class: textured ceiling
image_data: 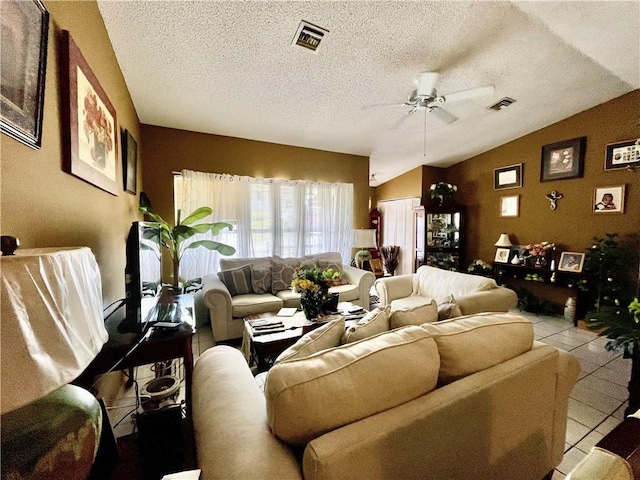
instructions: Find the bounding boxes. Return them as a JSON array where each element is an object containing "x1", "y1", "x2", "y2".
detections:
[{"x1": 97, "y1": 1, "x2": 639, "y2": 186}]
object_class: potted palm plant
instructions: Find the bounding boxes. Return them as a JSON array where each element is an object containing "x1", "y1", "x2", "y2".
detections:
[{"x1": 139, "y1": 193, "x2": 236, "y2": 292}]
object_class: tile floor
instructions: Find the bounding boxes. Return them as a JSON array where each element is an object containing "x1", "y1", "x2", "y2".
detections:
[{"x1": 106, "y1": 310, "x2": 631, "y2": 478}]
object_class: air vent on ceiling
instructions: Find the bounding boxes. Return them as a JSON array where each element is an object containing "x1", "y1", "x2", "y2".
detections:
[
  {"x1": 292, "y1": 21, "x2": 328, "y2": 52},
  {"x1": 489, "y1": 97, "x2": 516, "y2": 111}
]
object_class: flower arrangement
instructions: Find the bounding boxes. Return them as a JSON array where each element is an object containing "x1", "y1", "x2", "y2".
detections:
[
  {"x1": 467, "y1": 259, "x2": 492, "y2": 275},
  {"x1": 525, "y1": 242, "x2": 555, "y2": 257},
  {"x1": 291, "y1": 267, "x2": 344, "y2": 320},
  {"x1": 429, "y1": 182, "x2": 458, "y2": 203},
  {"x1": 82, "y1": 90, "x2": 114, "y2": 166}
]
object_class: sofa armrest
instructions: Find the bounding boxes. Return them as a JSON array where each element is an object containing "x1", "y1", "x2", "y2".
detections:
[
  {"x1": 341, "y1": 265, "x2": 375, "y2": 309},
  {"x1": 193, "y1": 346, "x2": 302, "y2": 479},
  {"x1": 456, "y1": 287, "x2": 518, "y2": 316},
  {"x1": 373, "y1": 274, "x2": 414, "y2": 306},
  {"x1": 202, "y1": 273, "x2": 234, "y2": 339}
]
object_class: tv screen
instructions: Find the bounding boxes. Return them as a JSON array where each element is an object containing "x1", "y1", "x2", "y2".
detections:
[{"x1": 124, "y1": 221, "x2": 162, "y2": 332}]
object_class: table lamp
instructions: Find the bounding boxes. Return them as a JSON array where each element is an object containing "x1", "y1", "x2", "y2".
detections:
[
  {"x1": 353, "y1": 229, "x2": 377, "y2": 269},
  {"x1": 494, "y1": 233, "x2": 513, "y2": 247},
  {"x1": 1, "y1": 246, "x2": 109, "y2": 479}
]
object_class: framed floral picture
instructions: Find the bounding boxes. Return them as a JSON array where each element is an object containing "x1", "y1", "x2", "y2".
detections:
[
  {"x1": 0, "y1": 0, "x2": 49, "y2": 149},
  {"x1": 63, "y1": 31, "x2": 119, "y2": 195},
  {"x1": 593, "y1": 185, "x2": 625, "y2": 214},
  {"x1": 540, "y1": 137, "x2": 586, "y2": 182},
  {"x1": 122, "y1": 129, "x2": 137, "y2": 194}
]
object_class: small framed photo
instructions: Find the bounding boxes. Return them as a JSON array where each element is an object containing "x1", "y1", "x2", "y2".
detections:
[
  {"x1": 122, "y1": 129, "x2": 137, "y2": 194},
  {"x1": 593, "y1": 185, "x2": 625, "y2": 214},
  {"x1": 605, "y1": 139, "x2": 640, "y2": 171},
  {"x1": 494, "y1": 248, "x2": 510, "y2": 263},
  {"x1": 558, "y1": 252, "x2": 585, "y2": 273},
  {"x1": 0, "y1": 0, "x2": 49, "y2": 149},
  {"x1": 500, "y1": 195, "x2": 519, "y2": 217},
  {"x1": 494, "y1": 164, "x2": 522, "y2": 190},
  {"x1": 541, "y1": 137, "x2": 586, "y2": 182}
]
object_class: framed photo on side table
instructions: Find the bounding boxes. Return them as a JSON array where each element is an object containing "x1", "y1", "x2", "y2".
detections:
[
  {"x1": 0, "y1": 0, "x2": 49, "y2": 149},
  {"x1": 604, "y1": 139, "x2": 640, "y2": 171},
  {"x1": 558, "y1": 252, "x2": 585, "y2": 273},
  {"x1": 494, "y1": 164, "x2": 522, "y2": 190},
  {"x1": 494, "y1": 248, "x2": 510, "y2": 263},
  {"x1": 541, "y1": 137, "x2": 586, "y2": 182},
  {"x1": 63, "y1": 31, "x2": 119, "y2": 196},
  {"x1": 593, "y1": 185, "x2": 625, "y2": 213}
]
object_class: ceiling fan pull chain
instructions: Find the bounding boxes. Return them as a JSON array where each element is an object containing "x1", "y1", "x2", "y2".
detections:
[{"x1": 423, "y1": 110, "x2": 427, "y2": 157}]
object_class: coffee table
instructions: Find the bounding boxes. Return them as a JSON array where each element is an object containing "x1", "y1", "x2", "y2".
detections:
[{"x1": 242, "y1": 302, "x2": 365, "y2": 372}]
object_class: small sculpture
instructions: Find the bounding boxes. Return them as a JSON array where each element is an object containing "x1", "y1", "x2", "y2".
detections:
[{"x1": 546, "y1": 191, "x2": 564, "y2": 210}]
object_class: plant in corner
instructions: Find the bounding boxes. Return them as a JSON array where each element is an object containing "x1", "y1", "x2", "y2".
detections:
[
  {"x1": 579, "y1": 233, "x2": 639, "y2": 415},
  {"x1": 139, "y1": 192, "x2": 236, "y2": 292}
]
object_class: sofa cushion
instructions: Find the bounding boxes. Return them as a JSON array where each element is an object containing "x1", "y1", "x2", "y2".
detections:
[
  {"x1": 251, "y1": 264, "x2": 272, "y2": 295},
  {"x1": 389, "y1": 294, "x2": 434, "y2": 311},
  {"x1": 412, "y1": 266, "x2": 498, "y2": 302},
  {"x1": 420, "y1": 312, "x2": 534, "y2": 384},
  {"x1": 341, "y1": 306, "x2": 390, "y2": 344},
  {"x1": 390, "y1": 299, "x2": 438, "y2": 328},
  {"x1": 265, "y1": 326, "x2": 439, "y2": 445},
  {"x1": 437, "y1": 295, "x2": 462, "y2": 321},
  {"x1": 275, "y1": 317, "x2": 345, "y2": 363},
  {"x1": 271, "y1": 256, "x2": 299, "y2": 293},
  {"x1": 231, "y1": 294, "x2": 283, "y2": 318},
  {"x1": 275, "y1": 289, "x2": 301, "y2": 308},
  {"x1": 218, "y1": 265, "x2": 253, "y2": 296}
]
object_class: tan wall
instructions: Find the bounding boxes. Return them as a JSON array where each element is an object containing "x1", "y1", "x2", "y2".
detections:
[
  {"x1": 447, "y1": 90, "x2": 640, "y2": 266},
  {"x1": 375, "y1": 165, "x2": 451, "y2": 203},
  {"x1": 140, "y1": 126, "x2": 371, "y2": 229},
  {"x1": 0, "y1": 1, "x2": 141, "y2": 305}
]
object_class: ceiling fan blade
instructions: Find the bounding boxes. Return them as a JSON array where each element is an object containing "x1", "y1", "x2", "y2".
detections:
[
  {"x1": 416, "y1": 72, "x2": 439, "y2": 97},
  {"x1": 441, "y1": 84, "x2": 495, "y2": 103},
  {"x1": 428, "y1": 106, "x2": 458, "y2": 124},
  {"x1": 389, "y1": 112, "x2": 414, "y2": 131},
  {"x1": 361, "y1": 101, "x2": 405, "y2": 111}
]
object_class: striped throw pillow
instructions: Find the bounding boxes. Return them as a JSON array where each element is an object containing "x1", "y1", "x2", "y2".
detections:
[{"x1": 217, "y1": 264, "x2": 253, "y2": 296}]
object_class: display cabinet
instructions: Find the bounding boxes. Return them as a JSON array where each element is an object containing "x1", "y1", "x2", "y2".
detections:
[{"x1": 421, "y1": 199, "x2": 466, "y2": 271}]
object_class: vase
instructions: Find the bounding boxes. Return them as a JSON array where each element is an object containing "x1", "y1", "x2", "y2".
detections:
[{"x1": 301, "y1": 291, "x2": 325, "y2": 321}]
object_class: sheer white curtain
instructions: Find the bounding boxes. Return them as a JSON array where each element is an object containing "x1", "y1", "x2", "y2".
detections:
[
  {"x1": 177, "y1": 169, "x2": 354, "y2": 279},
  {"x1": 377, "y1": 198, "x2": 420, "y2": 275}
]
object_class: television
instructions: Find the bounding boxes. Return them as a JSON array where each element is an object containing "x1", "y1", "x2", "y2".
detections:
[{"x1": 124, "y1": 221, "x2": 163, "y2": 332}]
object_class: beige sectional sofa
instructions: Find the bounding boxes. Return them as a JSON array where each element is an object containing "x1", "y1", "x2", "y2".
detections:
[
  {"x1": 201, "y1": 252, "x2": 375, "y2": 341},
  {"x1": 193, "y1": 312, "x2": 580, "y2": 480},
  {"x1": 374, "y1": 265, "x2": 517, "y2": 317}
]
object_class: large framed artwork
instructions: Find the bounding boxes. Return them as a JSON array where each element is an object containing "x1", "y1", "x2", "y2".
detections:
[
  {"x1": 540, "y1": 137, "x2": 586, "y2": 182},
  {"x1": 0, "y1": 0, "x2": 49, "y2": 149},
  {"x1": 494, "y1": 164, "x2": 522, "y2": 190},
  {"x1": 604, "y1": 139, "x2": 640, "y2": 171},
  {"x1": 122, "y1": 129, "x2": 137, "y2": 194},
  {"x1": 63, "y1": 31, "x2": 119, "y2": 195}
]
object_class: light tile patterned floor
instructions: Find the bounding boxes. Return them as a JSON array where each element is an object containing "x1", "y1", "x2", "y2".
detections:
[{"x1": 107, "y1": 310, "x2": 631, "y2": 478}]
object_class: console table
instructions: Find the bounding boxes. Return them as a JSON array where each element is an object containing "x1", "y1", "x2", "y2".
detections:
[{"x1": 82, "y1": 294, "x2": 196, "y2": 417}]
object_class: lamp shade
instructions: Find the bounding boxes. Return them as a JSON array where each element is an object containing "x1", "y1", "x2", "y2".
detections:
[
  {"x1": 353, "y1": 229, "x2": 377, "y2": 249},
  {"x1": 1, "y1": 247, "x2": 108, "y2": 414},
  {"x1": 494, "y1": 233, "x2": 513, "y2": 247}
]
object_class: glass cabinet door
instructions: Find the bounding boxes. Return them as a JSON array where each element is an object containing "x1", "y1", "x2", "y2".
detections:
[{"x1": 423, "y1": 205, "x2": 465, "y2": 271}]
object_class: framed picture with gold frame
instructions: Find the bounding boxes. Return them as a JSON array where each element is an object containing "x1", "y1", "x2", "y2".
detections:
[{"x1": 500, "y1": 195, "x2": 519, "y2": 217}]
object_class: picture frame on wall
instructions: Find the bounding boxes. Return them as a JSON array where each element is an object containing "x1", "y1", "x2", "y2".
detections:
[
  {"x1": 558, "y1": 252, "x2": 585, "y2": 273},
  {"x1": 593, "y1": 185, "x2": 625, "y2": 214},
  {"x1": 122, "y1": 129, "x2": 137, "y2": 194},
  {"x1": 494, "y1": 164, "x2": 522, "y2": 190},
  {"x1": 63, "y1": 31, "x2": 119, "y2": 196},
  {"x1": 500, "y1": 195, "x2": 519, "y2": 217},
  {"x1": 494, "y1": 248, "x2": 510, "y2": 263},
  {"x1": 604, "y1": 139, "x2": 640, "y2": 171},
  {"x1": 540, "y1": 137, "x2": 586, "y2": 182},
  {"x1": 0, "y1": 0, "x2": 49, "y2": 149}
]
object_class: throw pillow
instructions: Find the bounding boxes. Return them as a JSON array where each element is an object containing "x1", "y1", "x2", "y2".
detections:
[
  {"x1": 341, "y1": 306, "x2": 390, "y2": 344},
  {"x1": 271, "y1": 256, "x2": 298, "y2": 293},
  {"x1": 275, "y1": 317, "x2": 345, "y2": 363},
  {"x1": 438, "y1": 294, "x2": 462, "y2": 321},
  {"x1": 265, "y1": 326, "x2": 439, "y2": 445},
  {"x1": 217, "y1": 264, "x2": 253, "y2": 296},
  {"x1": 251, "y1": 264, "x2": 272, "y2": 295},
  {"x1": 389, "y1": 299, "x2": 438, "y2": 329}
]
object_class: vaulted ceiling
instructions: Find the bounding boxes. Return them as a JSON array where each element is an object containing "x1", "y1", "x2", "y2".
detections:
[{"x1": 97, "y1": 1, "x2": 639, "y2": 185}]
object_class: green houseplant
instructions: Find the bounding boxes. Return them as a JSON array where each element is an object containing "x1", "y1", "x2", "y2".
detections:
[
  {"x1": 139, "y1": 193, "x2": 236, "y2": 291},
  {"x1": 580, "y1": 233, "x2": 639, "y2": 415}
]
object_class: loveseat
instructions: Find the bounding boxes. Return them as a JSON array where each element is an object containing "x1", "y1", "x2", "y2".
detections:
[
  {"x1": 193, "y1": 312, "x2": 580, "y2": 480},
  {"x1": 202, "y1": 252, "x2": 375, "y2": 341},
  {"x1": 374, "y1": 265, "x2": 517, "y2": 318}
]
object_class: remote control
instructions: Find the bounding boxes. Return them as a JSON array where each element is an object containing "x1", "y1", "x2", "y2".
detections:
[{"x1": 154, "y1": 321, "x2": 180, "y2": 329}]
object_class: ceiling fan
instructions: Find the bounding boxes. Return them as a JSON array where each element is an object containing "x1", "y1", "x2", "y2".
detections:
[{"x1": 364, "y1": 72, "x2": 495, "y2": 155}]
